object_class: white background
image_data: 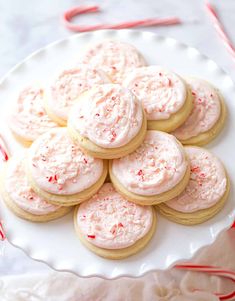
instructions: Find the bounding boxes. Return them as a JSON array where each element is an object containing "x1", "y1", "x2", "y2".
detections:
[{"x1": 0, "y1": 0, "x2": 234, "y2": 276}]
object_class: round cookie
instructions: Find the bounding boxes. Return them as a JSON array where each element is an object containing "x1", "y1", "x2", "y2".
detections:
[
  {"x1": 110, "y1": 130, "x2": 190, "y2": 205},
  {"x1": 79, "y1": 40, "x2": 146, "y2": 84},
  {"x1": 45, "y1": 65, "x2": 110, "y2": 126},
  {"x1": 74, "y1": 183, "x2": 156, "y2": 259},
  {"x1": 68, "y1": 84, "x2": 147, "y2": 159},
  {"x1": 8, "y1": 86, "x2": 57, "y2": 146},
  {"x1": 0, "y1": 154, "x2": 71, "y2": 222},
  {"x1": 157, "y1": 146, "x2": 230, "y2": 225},
  {"x1": 26, "y1": 128, "x2": 107, "y2": 206},
  {"x1": 172, "y1": 78, "x2": 227, "y2": 145},
  {"x1": 123, "y1": 66, "x2": 193, "y2": 132}
]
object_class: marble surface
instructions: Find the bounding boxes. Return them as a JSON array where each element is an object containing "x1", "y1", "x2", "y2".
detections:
[{"x1": 0, "y1": 0, "x2": 235, "y2": 276}]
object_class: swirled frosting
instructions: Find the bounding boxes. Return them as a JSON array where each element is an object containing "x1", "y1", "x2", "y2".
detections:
[
  {"x1": 77, "y1": 183, "x2": 153, "y2": 249},
  {"x1": 166, "y1": 147, "x2": 227, "y2": 212},
  {"x1": 68, "y1": 84, "x2": 143, "y2": 148},
  {"x1": 28, "y1": 128, "x2": 104, "y2": 195},
  {"x1": 123, "y1": 66, "x2": 187, "y2": 120},
  {"x1": 79, "y1": 40, "x2": 146, "y2": 83},
  {"x1": 5, "y1": 154, "x2": 60, "y2": 215},
  {"x1": 9, "y1": 86, "x2": 57, "y2": 141},
  {"x1": 112, "y1": 131, "x2": 188, "y2": 195},
  {"x1": 173, "y1": 78, "x2": 221, "y2": 140},
  {"x1": 47, "y1": 65, "x2": 110, "y2": 121}
]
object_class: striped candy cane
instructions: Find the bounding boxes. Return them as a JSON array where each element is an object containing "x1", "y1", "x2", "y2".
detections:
[
  {"x1": 0, "y1": 222, "x2": 6, "y2": 241},
  {"x1": 206, "y1": 2, "x2": 235, "y2": 61},
  {"x1": 0, "y1": 134, "x2": 9, "y2": 241},
  {"x1": 0, "y1": 135, "x2": 9, "y2": 162},
  {"x1": 175, "y1": 264, "x2": 235, "y2": 300},
  {"x1": 63, "y1": 5, "x2": 181, "y2": 32}
]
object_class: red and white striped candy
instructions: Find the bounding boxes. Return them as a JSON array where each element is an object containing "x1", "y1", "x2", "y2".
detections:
[
  {"x1": 206, "y1": 2, "x2": 235, "y2": 62},
  {"x1": 0, "y1": 135, "x2": 9, "y2": 241},
  {"x1": 0, "y1": 135, "x2": 9, "y2": 162},
  {"x1": 63, "y1": 5, "x2": 181, "y2": 32},
  {"x1": 0, "y1": 221, "x2": 6, "y2": 241},
  {"x1": 175, "y1": 264, "x2": 235, "y2": 300}
]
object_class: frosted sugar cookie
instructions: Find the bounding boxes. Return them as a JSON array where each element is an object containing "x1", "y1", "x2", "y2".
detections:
[
  {"x1": 172, "y1": 78, "x2": 226, "y2": 145},
  {"x1": 123, "y1": 66, "x2": 193, "y2": 132},
  {"x1": 157, "y1": 146, "x2": 230, "y2": 225},
  {"x1": 26, "y1": 128, "x2": 107, "y2": 206},
  {"x1": 68, "y1": 84, "x2": 147, "y2": 159},
  {"x1": 45, "y1": 65, "x2": 110, "y2": 126},
  {"x1": 8, "y1": 86, "x2": 57, "y2": 146},
  {"x1": 110, "y1": 130, "x2": 190, "y2": 205},
  {"x1": 0, "y1": 154, "x2": 71, "y2": 222},
  {"x1": 79, "y1": 40, "x2": 146, "y2": 83},
  {"x1": 74, "y1": 183, "x2": 156, "y2": 259}
]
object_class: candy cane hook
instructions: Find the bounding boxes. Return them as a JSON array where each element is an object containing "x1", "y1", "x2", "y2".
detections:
[
  {"x1": 63, "y1": 5, "x2": 181, "y2": 32},
  {"x1": 175, "y1": 264, "x2": 235, "y2": 300}
]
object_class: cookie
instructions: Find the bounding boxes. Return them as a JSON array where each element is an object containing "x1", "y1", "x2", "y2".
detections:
[
  {"x1": 79, "y1": 40, "x2": 146, "y2": 83},
  {"x1": 0, "y1": 154, "x2": 71, "y2": 222},
  {"x1": 172, "y1": 78, "x2": 226, "y2": 145},
  {"x1": 157, "y1": 146, "x2": 230, "y2": 225},
  {"x1": 26, "y1": 128, "x2": 108, "y2": 206},
  {"x1": 123, "y1": 66, "x2": 193, "y2": 132},
  {"x1": 110, "y1": 130, "x2": 190, "y2": 205},
  {"x1": 44, "y1": 65, "x2": 110, "y2": 126},
  {"x1": 8, "y1": 86, "x2": 57, "y2": 146},
  {"x1": 74, "y1": 183, "x2": 156, "y2": 259},
  {"x1": 68, "y1": 84, "x2": 147, "y2": 159}
]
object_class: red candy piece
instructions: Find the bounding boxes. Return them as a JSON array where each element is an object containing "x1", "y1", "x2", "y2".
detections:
[{"x1": 87, "y1": 235, "x2": 96, "y2": 239}]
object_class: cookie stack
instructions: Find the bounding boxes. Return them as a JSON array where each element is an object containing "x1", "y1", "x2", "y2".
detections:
[{"x1": 2, "y1": 40, "x2": 230, "y2": 259}]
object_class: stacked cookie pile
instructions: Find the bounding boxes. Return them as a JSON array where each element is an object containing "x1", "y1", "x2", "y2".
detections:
[{"x1": 2, "y1": 41, "x2": 230, "y2": 259}]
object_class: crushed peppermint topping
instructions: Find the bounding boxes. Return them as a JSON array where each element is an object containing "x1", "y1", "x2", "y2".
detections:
[
  {"x1": 77, "y1": 183, "x2": 153, "y2": 249},
  {"x1": 70, "y1": 85, "x2": 143, "y2": 148},
  {"x1": 30, "y1": 129, "x2": 103, "y2": 195}
]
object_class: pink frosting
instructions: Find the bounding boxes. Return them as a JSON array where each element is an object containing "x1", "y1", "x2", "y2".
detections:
[
  {"x1": 5, "y1": 154, "x2": 60, "y2": 215},
  {"x1": 9, "y1": 86, "x2": 57, "y2": 141},
  {"x1": 28, "y1": 128, "x2": 104, "y2": 195},
  {"x1": 166, "y1": 147, "x2": 227, "y2": 213},
  {"x1": 47, "y1": 65, "x2": 110, "y2": 121},
  {"x1": 68, "y1": 84, "x2": 143, "y2": 148},
  {"x1": 173, "y1": 78, "x2": 221, "y2": 140},
  {"x1": 112, "y1": 131, "x2": 188, "y2": 195},
  {"x1": 77, "y1": 183, "x2": 153, "y2": 249},
  {"x1": 79, "y1": 40, "x2": 146, "y2": 84},
  {"x1": 123, "y1": 66, "x2": 187, "y2": 120}
]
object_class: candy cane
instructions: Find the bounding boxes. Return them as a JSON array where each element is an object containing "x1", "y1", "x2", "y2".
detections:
[
  {"x1": 63, "y1": 6, "x2": 181, "y2": 32},
  {"x1": 0, "y1": 221, "x2": 6, "y2": 241},
  {"x1": 0, "y1": 135, "x2": 9, "y2": 241},
  {"x1": 0, "y1": 135, "x2": 9, "y2": 162},
  {"x1": 175, "y1": 264, "x2": 235, "y2": 300},
  {"x1": 206, "y1": 2, "x2": 235, "y2": 61}
]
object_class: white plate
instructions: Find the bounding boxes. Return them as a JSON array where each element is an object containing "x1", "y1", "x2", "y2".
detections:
[{"x1": 0, "y1": 30, "x2": 234, "y2": 279}]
